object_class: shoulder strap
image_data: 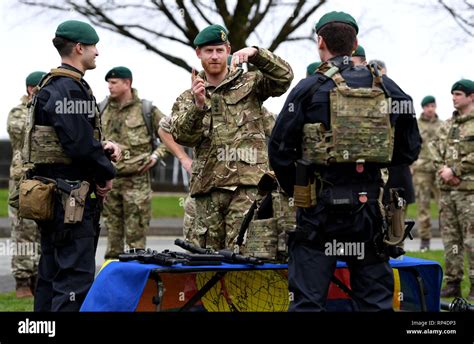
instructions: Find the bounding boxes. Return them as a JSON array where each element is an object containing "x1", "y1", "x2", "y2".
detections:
[
  {"x1": 368, "y1": 63, "x2": 391, "y2": 98},
  {"x1": 98, "y1": 96, "x2": 109, "y2": 115},
  {"x1": 141, "y1": 99, "x2": 158, "y2": 151},
  {"x1": 301, "y1": 63, "x2": 339, "y2": 108}
]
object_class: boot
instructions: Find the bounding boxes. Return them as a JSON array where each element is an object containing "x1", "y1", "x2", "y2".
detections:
[
  {"x1": 440, "y1": 282, "x2": 461, "y2": 298},
  {"x1": 30, "y1": 275, "x2": 37, "y2": 296},
  {"x1": 420, "y1": 239, "x2": 430, "y2": 252},
  {"x1": 15, "y1": 278, "x2": 33, "y2": 298}
]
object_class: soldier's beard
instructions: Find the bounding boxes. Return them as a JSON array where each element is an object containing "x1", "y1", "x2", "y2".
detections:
[{"x1": 202, "y1": 60, "x2": 226, "y2": 76}]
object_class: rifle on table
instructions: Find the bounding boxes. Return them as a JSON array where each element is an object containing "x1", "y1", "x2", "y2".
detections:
[
  {"x1": 118, "y1": 248, "x2": 223, "y2": 266},
  {"x1": 174, "y1": 239, "x2": 263, "y2": 265}
]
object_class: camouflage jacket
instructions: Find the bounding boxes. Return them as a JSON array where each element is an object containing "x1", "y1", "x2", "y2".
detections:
[
  {"x1": 412, "y1": 114, "x2": 443, "y2": 174},
  {"x1": 102, "y1": 88, "x2": 168, "y2": 176},
  {"x1": 170, "y1": 48, "x2": 293, "y2": 196},
  {"x1": 7, "y1": 95, "x2": 29, "y2": 181},
  {"x1": 429, "y1": 109, "x2": 474, "y2": 191}
]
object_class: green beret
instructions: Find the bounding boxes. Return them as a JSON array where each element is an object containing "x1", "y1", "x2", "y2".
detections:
[
  {"x1": 315, "y1": 11, "x2": 359, "y2": 34},
  {"x1": 421, "y1": 95, "x2": 436, "y2": 107},
  {"x1": 25, "y1": 71, "x2": 46, "y2": 86},
  {"x1": 105, "y1": 66, "x2": 133, "y2": 81},
  {"x1": 451, "y1": 79, "x2": 474, "y2": 95},
  {"x1": 352, "y1": 45, "x2": 365, "y2": 57},
  {"x1": 55, "y1": 20, "x2": 99, "y2": 45},
  {"x1": 306, "y1": 62, "x2": 322, "y2": 76},
  {"x1": 194, "y1": 24, "x2": 229, "y2": 47}
]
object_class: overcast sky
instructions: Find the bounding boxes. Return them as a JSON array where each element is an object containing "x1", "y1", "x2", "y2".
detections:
[{"x1": 1, "y1": 0, "x2": 472, "y2": 139}]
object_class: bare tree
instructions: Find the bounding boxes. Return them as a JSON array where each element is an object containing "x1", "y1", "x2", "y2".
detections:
[
  {"x1": 438, "y1": 0, "x2": 473, "y2": 37},
  {"x1": 18, "y1": 0, "x2": 327, "y2": 72}
]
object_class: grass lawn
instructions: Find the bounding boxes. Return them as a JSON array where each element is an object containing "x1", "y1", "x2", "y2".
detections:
[
  {"x1": 406, "y1": 201, "x2": 438, "y2": 220},
  {"x1": 0, "y1": 189, "x2": 8, "y2": 217},
  {"x1": 405, "y1": 249, "x2": 470, "y2": 303},
  {"x1": 151, "y1": 195, "x2": 185, "y2": 218},
  {"x1": 0, "y1": 189, "x2": 185, "y2": 218},
  {"x1": 0, "y1": 291, "x2": 33, "y2": 311}
]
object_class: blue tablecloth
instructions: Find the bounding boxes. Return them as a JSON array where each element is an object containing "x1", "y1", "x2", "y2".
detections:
[{"x1": 81, "y1": 256, "x2": 442, "y2": 312}]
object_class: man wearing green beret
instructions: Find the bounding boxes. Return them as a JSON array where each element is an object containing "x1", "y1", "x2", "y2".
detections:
[
  {"x1": 412, "y1": 95, "x2": 442, "y2": 252},
  {"x1": 269, "y1": 11, "x2": 421, "y2": 311},
  {"x1": 430, "y1": 79, "x2": 474, "y2": 300},
  {"x1": 352, "y1": 44, "x2": 366, "y2": 66},
  {"x1": 100, "y1": 66, "x2": 169, "y2": 259},
  {"x1": 7, "y1": 71, "x2": 45, "y2": 298},
  {"x1": 23, "y1": 20, "x2": 122, "y2": 311},
  {"x1": 170, "y1": 24, "x2": 293, "y2": 251},
  {"x1": 306, "y1": 62, "x2": 322, "y2": 77}
]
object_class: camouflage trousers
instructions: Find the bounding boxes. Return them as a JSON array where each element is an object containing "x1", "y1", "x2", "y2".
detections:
[
  {"x1": 192, "y1": 187, "x2": 257, "y2": 250},
  {"x1": 439, "y1": 190, "x2": 474, "y2": 284},
  {"x1": 103, "y1": 173, "x2": 151, "y2": 259},
  {"x1": 182, "y1": 195, "x2": 196, "y2": 240},
  {"x1": 413, "y1": 172, "x2": 440, "y2": 240},
  {"x1": 8, "y1": 180, "x2": 40, "y2": 280}
]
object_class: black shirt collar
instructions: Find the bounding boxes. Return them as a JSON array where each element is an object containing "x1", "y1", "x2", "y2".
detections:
[
  {"x1": 60, "y1": 63, "x2": 84, "y2": 77},
  {"x1": 328, "y1": 55, "x2": 353, "y2": 71}
]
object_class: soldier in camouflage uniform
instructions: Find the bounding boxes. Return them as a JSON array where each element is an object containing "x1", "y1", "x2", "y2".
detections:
[
  {"x1": 7, "y1": 71, "x2": 45, "y2": 298},
  {"x1": 101, "y1": 67, "x2": 168, "y2": 259},
  {"x1": 429, "y1": 79, "x2": 474, "y2": 299},
  {"x1": 170, "y1": 24, "x2": 293, "y2": 250},
  {"x1": 412, "y1": 95, "x2": 443, "y2": 251},
  {"x1": 160, "y1": 106, "x2": 276, "y2": 242}
]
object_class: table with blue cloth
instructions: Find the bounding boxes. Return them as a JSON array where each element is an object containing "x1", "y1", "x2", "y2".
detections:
[{"x1": 81, "y1": 256, "x2": 442, "y2": 312}]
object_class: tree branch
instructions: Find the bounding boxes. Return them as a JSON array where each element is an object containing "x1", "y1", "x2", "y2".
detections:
[
  {"x1": 124, "y1": 24, "x2": 190, "y2": 45},
  {"x1": 191, "y1": 0, "x2": 213, "y2": 25},
  {"x1": 80, "y1": 0, "x2": 193, "y2": 72},
  {"x1": 151, "y1": 0, "x2": 192, "y2": 43},
  {"x1": 247, "y1": 0, "x2": 273, "y2": 35},
  {"x1": 438, "y1": 0, "x2": 473, "y2": 36},
  {"x1": 269, "y1": 0, "x2": 326, "y2": 51},
  {"x1": 175, "y1": 0, "x2": 200, "y2": 40},
  {"x1": 214, "y1": 0, "x2": 232, "y2": 28}
]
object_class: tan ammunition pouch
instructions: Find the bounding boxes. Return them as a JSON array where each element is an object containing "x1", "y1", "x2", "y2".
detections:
[
  {"x1": 18, "y1": 177, "x2": 57, "y2": 221},
  {"x1": 293, "y1": 180, "x2": 317, "y2": 209},
  {"x1": 293, "y1": 159, "x2": 317, "y2": 208},
  {"x1": 302, "y1": 64, "x2": 393, "y2": 165},
  {"x1": 63, "y1": 181, "x2": 90, "y2": 224}
]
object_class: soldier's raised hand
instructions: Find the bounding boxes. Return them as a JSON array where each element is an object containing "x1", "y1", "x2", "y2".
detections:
[
  {"x1": 230, "y1": 47, "x2": 258, "y2": 70},
  {"x1": 191, "y1": 68, "x2": 206, "y2": 110}
]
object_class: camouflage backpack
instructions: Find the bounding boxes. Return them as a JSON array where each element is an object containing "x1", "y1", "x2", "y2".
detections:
[
  {"x1": 238, "y1": 173, "x2": 296, "y2": 261},
  {"x1": 301, "y1": 62, "x2": 394, "y2": 166}
]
